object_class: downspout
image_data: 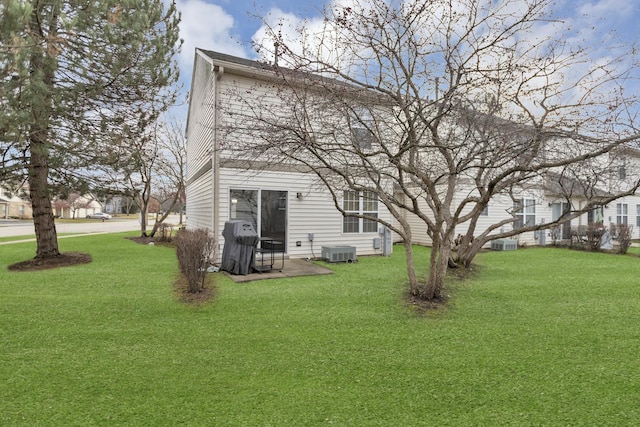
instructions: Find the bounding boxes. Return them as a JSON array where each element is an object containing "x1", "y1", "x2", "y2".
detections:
[{"x1": 212, "y1": 65, "x2": 224, "y2": 262}]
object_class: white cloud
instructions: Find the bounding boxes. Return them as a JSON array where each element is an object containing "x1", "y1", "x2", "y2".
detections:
[
  {"x1": 576, "y1": 0, "x2": 635, "y2": 21},
  {"x1": 251, "y1": 0, "x2": 378, "y2": 71},
  {"x1": 176, "y1": 0, "x2": 249, "y2": 72}
]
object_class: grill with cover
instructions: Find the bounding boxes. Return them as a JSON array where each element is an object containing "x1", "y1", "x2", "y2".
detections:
[{"x1": 221, "y1": 220, "x2": 260, "y2": 275}]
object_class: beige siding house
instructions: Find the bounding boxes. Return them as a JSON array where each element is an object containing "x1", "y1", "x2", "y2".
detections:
[
  {"x1": 52, "y1": 194, "x2": 104, "y2": 219},
  {"x1": 186, "y1": 50, "x2": 394, "y2": 261},
  {"x1": 0, "y1": 184, "x2": 32, "y2": 219}
]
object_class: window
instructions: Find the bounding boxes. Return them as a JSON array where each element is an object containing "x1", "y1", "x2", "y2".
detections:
[
  {"x1": 587, "y1": 205, "x2": 604, "y2": 225},
  {"x1": 343, "y1": 190, "x2": 379, "y2": 233},
  {"x1": 637, "y1": 205, "x2": 640, "y2": 227},
  {"x1": 618, "y1": 158, "x2": 627, "y2": 180},
  {"x1": 480, "y1": 204, "x2": 489, "y2": 216},
  {"x1": 229, "y1": 189, "x2": 258, "y2": 230},
  {"x1": 514, "y1": 199, "x2": 535, "y2": 229},
  {"x1": 617, "y1": 203, "x2": 628, "y2": 225},
  {"x1": 350, "y1": 107, "x2": 376, "y2": 151}
]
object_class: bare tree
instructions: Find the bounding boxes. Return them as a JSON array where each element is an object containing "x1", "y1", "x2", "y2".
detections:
[
  {"x1": 227, "y1": 0, "x2": 640, "y2": 300},
  {"x1": 148, "y1": 119, "x2": 187, "y2": 236},
  {"x1": 105, "y1": 118, "x2": 186, "y2": 237}
]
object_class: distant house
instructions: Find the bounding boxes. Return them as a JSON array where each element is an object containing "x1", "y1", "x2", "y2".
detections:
[
  {"x1": 52, "y1": 193, "x2": 103, "y2": 219},
  {"x1": 404, "y1": 146, "x2": 640, "y2": 246},
  {"x1": 0, "y1": 184, "x2": 32, "y2": 219}
]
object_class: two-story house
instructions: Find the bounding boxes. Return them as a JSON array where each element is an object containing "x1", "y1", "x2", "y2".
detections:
[
  {"x1": 185, "y1": 50, "x2": 395, "y2": 261},
  {"x1": 186, "y1": 49, "x2": 640, "y2": 260}
]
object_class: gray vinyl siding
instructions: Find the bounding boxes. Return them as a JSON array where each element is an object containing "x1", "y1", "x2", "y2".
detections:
[
  {"x1": 186, "y1": 54, "x2": 215, "y2": 177},
  {"x1": 186, "y1": 171, "x2": 213, "y2": 230},
  {"x1": 216, "y1": 74, "x2": 284, "y2": 160},
  {"x1": 186, "y1": 52, "x2": 216, "y2": 230},
  {"x1": 404, "y1": 189, "x2": 544, "y2": 247},
  {"x1": 215, "y1": 167, "x2": 392, "y2": 261}
]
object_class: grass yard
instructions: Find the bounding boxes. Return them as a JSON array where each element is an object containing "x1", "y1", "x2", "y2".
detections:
[{"x1": 1, "y1": 234, "x2": 640, "y2": 425}]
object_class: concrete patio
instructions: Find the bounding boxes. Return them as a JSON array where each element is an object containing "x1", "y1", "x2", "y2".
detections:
[{"x1": 222, "y1": 258, "x2": 334, "y2": 283}]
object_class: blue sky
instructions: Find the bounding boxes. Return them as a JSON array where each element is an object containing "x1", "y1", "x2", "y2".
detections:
[
  {"x1": 175, "y1": 0, "x2": 327, "y2": 72},
  {"x1": 175, "y1": 0, "x2": 638, "y2": 67},
  {"x1": 171, "y1": 0, "x2": 639, "y2": 116}
]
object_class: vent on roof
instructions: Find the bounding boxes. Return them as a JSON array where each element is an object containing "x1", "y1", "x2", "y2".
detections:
[{"x1": 321, "y1": 245, "x2": 357, "y2": 263}]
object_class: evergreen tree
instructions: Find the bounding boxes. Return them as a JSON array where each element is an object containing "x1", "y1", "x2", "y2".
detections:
[{"x1": 0, "y1": 0, "x2": 181, "y2": 258}]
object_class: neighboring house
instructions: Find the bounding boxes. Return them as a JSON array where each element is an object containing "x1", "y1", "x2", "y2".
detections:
[
  {"x1": 405, "y1": 146, "x2": 640, "y2": 246},
  {"x1": 186, "y1": 50, "x2": 394, "y2": 261},
  {"x1": 186, "y1": 49, "x2": 640, "y2": 260},
  {"x1": 0, "y1": 184, "x2": 32, "y2": 219},
  {"x1": 52, "y1": 193, "x2": 103, "y2": 219}
]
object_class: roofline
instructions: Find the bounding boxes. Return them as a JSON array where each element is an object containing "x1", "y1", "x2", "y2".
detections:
[
  {"x1": 185, "y1": 49, "x2": 282, "y2": 138},
  {"x1": 196, "y1": 49, "x2": 279, "y2": 80}
]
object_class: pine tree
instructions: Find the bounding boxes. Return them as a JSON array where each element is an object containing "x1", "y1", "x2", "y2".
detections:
[{"x1": 0, "y1": 0, "x2": 181, "y2": 258}]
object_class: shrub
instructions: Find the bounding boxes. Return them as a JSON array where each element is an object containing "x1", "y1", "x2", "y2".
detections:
[
  {"x1": 549, "y1": 226, "x2": 562, "y2": 245},
  {"x1": 156, "y1": 223, "x2": 174, "y2": 243},
  {"x1": 175, "y1": 228, "x2": 215, "y2": 293},
  {"x1": 585, "y1": 223, "x2": 606, "y2": 251},
  {"x1": 617, "y1": 224, "x2": 633, "y2": 255}
]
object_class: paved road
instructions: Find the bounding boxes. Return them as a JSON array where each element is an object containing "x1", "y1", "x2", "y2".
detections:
[{"x1": 0, "y1": 215, "x2": 182, "y2": 239}]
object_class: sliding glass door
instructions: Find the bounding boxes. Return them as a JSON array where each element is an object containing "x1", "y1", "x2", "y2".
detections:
[{"x1": 229, "y1": 189, "x2": 287, "y2": 252}]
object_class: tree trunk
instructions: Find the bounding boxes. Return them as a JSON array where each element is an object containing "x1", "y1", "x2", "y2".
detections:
[
  {"x1": 149, "y1": 188, "x2": 182, "y2": 237},
  {"x1": 454, "y1": 233, "x2": 485, "y2": 268},
  {"x1": 421, "y1": 226, "x2": 452, "y2": 300},
  {"x1": 140, "y1": 209, "x2": 148, "y2": 237},
  {"x1": 29, "y1": 139, "x2": 60, "y2": 259},
  {"x1": 424, "y1": 241, "x2": 449, "y2": 300},
  {"x1": 138, "y1": 179, "x2": 152, "y2": 237},
  {"x1": 403, "y1": 239, "x2": 420, "y2": 296},
  {"x1": 28, "y1": 5, "x2": 60, "y2": 259}
]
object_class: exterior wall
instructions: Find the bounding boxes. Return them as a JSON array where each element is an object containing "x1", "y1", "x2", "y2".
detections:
[
  {"x1": 0, "y1": 186, "x2": 32, "y2": 219},
  {"x1": 215, "y1": 167, "x2": 393, "y2": 261},
  {"x1": 605, "y1": 195, "x2": 640, "y2": 240},
  {"x1": 0, "y1": 199, "x2": 32, "y2": 219},
  {"x1": 186, "y1": 171, "x2": 213, "y2": 230},
  {"x1": 185, "y1": 53, "x2": 216, "y2": 231},
  {"x1": 406, "y1": 187, "x2": 640, "y2": 248},
  {"x1": 405, "y1": 187, "x2": 552, "y2": 247},
  {"x1": 187, "y1": 50, "x2": 640, "y2": 259},
  {"x1": 186, "y1": 52, "x2": 395, "y2": 262}
]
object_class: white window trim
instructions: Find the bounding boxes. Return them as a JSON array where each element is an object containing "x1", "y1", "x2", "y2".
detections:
[
  {"x1": 343, "y1": 190, "x2": 379, "y2": 234},
  {"x1": 616, "y1": 203, "x2": 628, "y2": 225},
  {"x1": 514, "y1": 198, "x2": 535, "y2": 229}
]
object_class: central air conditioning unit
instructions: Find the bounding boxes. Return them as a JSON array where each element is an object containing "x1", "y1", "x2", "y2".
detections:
[
  {"x1": 490, "y1": 239, "x2": 518, "y2": 251},
  {"x1": 321, "y1": 245, "x2": 357, "y2": 263}
]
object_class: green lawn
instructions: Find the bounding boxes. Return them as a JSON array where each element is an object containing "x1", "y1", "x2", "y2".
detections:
[{"x1": 1, "y1": 235, "x2": 639, "y2": 425}]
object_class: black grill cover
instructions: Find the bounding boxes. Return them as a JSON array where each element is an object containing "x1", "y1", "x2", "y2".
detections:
[{"x1": 220, "y1": 220, "x2": 259, "y2": 275}]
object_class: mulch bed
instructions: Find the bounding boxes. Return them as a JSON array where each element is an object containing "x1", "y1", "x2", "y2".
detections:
[
  {"x1": 174, "y1": 274, "x2": 216, "y2": 305},
  {"x1": 8, "y1": 252, "x2": 92, "y2": 271}
]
